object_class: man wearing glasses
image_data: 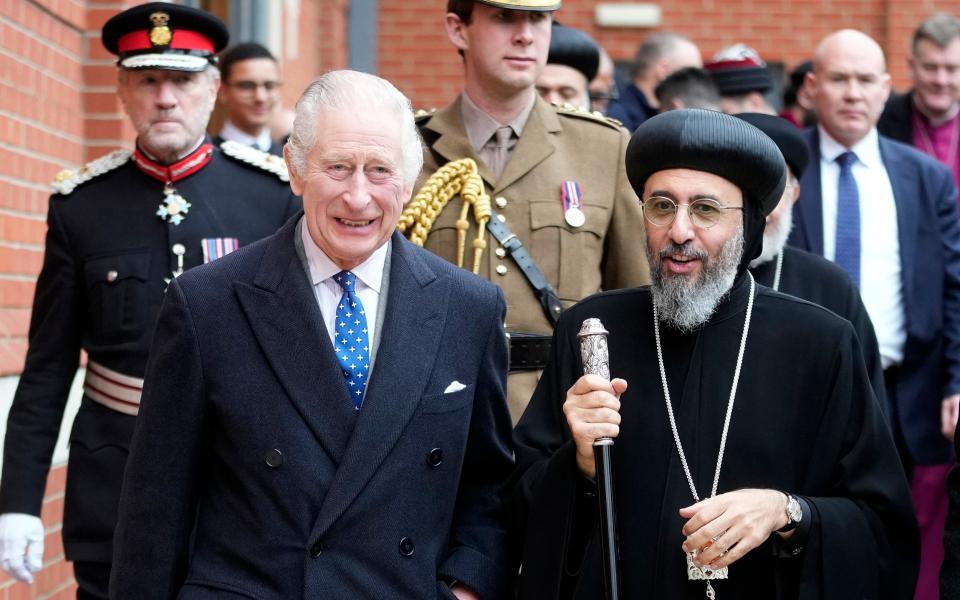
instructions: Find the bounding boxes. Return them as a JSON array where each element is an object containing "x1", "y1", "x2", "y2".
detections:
[
  {"x1": 512, "y1": 109, "x2": 917, "y2": 599},
  {"x1": 213, "y1": 42, "x2": 284, "y2": 154}
]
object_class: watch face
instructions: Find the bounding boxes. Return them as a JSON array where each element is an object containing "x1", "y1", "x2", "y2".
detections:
[{"x1": 787, "y1": 496, "x2": 802, "y2": 523}]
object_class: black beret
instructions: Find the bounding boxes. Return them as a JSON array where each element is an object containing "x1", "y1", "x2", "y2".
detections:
[
  {"x1": 704, "y1": 47, "x2": 773, "y2": 96},
  {"x1": 625, "y1": 109, "x2": 786, "y2": 216},
  {"x1": 734, "y1": 113, "x2": 810, "y2": 178},
  {"x1": 102, "y1": 2, "x2": 229, "y2": 72},
  {"x1": 548, "y1": 23, "x2": 601, "y2": 82}
]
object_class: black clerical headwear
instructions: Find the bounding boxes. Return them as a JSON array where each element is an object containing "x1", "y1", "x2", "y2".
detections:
[
  {"x1": 734, "y1": 112, "x2": 811, "y2": 179},
  {"x1": 548, "y1": 23, "x2": 601, "y2": 82},
  {"x1": 102, "y1": 2, "x2": 229, "y2": 72},
  {"x1": 625, "y1": 108, "x2": 787, "y2": 270}
]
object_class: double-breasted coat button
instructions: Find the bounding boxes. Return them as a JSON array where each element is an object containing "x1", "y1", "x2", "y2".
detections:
[
  {"x1": 106, "y1": 270, "x2": 119, "y2": 283},
  {"x1": 265, "y1": 448, "x2": 283, "y2": 468},
  {"x1": 495, "y1": 196, "x2": 508, "y2": 208},
  {"x1": 495, "y1": 247, "x2": 506, "y2": 259},
  {"x1": 310, "y1": 540, "x2": 325, "y2": 558},
  {"x1": 496, "y1": 264, "x2": 508, "y2": 276},
  {"x1": 426, "y1": 448, "x2": 443, "y2": 468},
  {"x1": 399, "y1": 537, "x2": 415, "y2": 557}
]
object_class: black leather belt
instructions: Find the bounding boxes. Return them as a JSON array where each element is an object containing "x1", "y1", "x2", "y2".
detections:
[
  {"x1": 508, "y1": 332, "x2": 552, "y2": 372},
  {"x1": 487, "y1": 211, "x2": 564, "y2": 327}
]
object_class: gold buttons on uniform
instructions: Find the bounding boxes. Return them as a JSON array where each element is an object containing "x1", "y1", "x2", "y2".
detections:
[
  {"x1": 495, "y1": 248, "x2": 506, "y2": 259},
  {"x1": 496, "y1": 265, "x2": 508, "y2": 276},
  {"x1": 106, "y1": 270, "x2": 118, "y2": 282},
  {"x1": 495, "y1": 196, "x2": 508, "y2": 209}
]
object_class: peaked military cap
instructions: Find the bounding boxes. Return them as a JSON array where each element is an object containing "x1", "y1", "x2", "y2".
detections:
[
  {"x1": 734, "y1": 112, "x2": 811, "y2": 179},
  {"x1": 475, "y1": 0, "x2": 561, "y2": 11},
  {"x1": 102, "y1": 2, "x2": 229, "y2": 72},
  {"x1": 548, "y1": 23, "x2": 600, "y2": 81},
  {"x1": 625, "y1": 108, "x2": 786, "y2": 216}
]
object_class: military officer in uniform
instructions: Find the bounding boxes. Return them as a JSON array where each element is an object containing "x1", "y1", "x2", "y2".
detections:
[
  {"x1": 407, "y1": 0, "x2": 650, "y2": 421},
  {"x1": 0, "y1": 4, "x2": 301, "y2": 598}
]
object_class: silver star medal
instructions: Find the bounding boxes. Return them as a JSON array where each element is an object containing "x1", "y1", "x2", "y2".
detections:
[{"x1": 157, "y1": 184, "x2": 191, "y2": 225}]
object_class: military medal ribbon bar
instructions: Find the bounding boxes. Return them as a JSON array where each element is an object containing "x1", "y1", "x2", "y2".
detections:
[
  {"x1": 561, "y1": 180, "x2": 586, "y2": 228},
  {"x1": 201, "y1": 238, "x2": 240, "y2": 264}
]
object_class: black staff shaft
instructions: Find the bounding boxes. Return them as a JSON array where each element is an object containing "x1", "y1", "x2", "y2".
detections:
[
  {"x1": 579, "y1": 318, "x2": 620, "y2": 600},
  {"x1": 593, "y1": 438, "x2": 619, "y2": 600}
]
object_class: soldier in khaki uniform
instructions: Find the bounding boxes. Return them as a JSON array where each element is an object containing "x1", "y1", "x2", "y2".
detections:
[{"x1": 407, "y1": 0, "x2": 650, "y2": 421}]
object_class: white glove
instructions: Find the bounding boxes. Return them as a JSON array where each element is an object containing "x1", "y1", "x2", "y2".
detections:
[{"x1": 0, "y1": 513, "x2": 44, "y2": 583}]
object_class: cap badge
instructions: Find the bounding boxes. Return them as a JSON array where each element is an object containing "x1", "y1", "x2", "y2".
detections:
[{"x1": 149, "y1": 12, "x2": 172, "y2": 47}]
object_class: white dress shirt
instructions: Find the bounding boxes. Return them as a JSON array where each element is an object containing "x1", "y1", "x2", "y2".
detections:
[
  {"x1": 218, "y1": 120, "x2": 274, "y2": 153},
  {"x1": 818, "y1": 126, "x2": 905, "y2": 368},
  {"x1": 300, "y1": 221, "x2": 387, "y2": 352}
]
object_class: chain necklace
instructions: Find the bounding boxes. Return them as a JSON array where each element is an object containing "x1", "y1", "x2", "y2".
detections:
[
  {"x1": 771, "y1": 251, "x2": 783, "y2": 292},
  {"x1": 652, "y1": 273, "x2": 756, "y2": 600}
]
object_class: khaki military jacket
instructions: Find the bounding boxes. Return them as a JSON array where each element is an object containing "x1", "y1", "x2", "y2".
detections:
[{"x1": 415, "y1": 95, "x2": 650, "y2": 419}]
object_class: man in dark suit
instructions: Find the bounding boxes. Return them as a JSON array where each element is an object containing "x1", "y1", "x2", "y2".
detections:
[
  {"x1": 109, "y1": 69, "x2": 514, "y2": 600},
  {"x1": 211, "y1": 42, "x2": 284, "y2": 155},
  {"x1": 0, "y1": 5, "x2": 300, "y2": 597},
  {"x1": 786, "y1": 30, "x2": 960, "y2": 600}
]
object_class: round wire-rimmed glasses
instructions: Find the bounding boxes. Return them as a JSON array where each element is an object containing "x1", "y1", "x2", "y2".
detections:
[{"x1": 641, "y1": 196, "x2": 744, "y2": 229}]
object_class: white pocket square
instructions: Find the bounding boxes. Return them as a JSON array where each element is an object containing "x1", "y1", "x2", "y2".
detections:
[{"x1": 444, "y1": 381, "x2": 467, "y2": 394}]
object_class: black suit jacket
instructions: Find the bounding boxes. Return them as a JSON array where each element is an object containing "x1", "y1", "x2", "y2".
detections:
[
  {"x1": 877, "y1": 91, "x2": 915, "y2": 145},
  {"x1": 788, "y1": 127, "x2": 960, "y2": 466},
  {"x1": 110, "y1": 221, "x2": 514, "y2": 599}
]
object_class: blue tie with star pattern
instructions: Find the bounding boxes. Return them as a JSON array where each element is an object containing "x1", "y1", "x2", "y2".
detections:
[{"x1": 333, "y1": 271, "x2": 370, "y2": 409}]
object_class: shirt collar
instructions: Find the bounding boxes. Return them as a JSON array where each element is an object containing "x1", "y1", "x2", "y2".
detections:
[
  {"x1": 818, "y1": 125, "x2": 883, "y2": 169},
  {"x1": 220, "y1": 120, "x2": 273, "y2": 153},
  {"x1": 300, "y1": 220, "x2": 388, "y2": 294},
  {"x1": 459, "y1": 91, "x2": 535, "y2": 154}
]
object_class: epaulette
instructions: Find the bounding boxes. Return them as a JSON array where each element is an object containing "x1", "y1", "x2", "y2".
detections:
[
  {"x1": 220, "y1": 140, "x2": 289, "y2": 182},
  {"x1": 413, "y1": 108, "x2": 436, "y2": 123},
  {"x1": 553, "y1": 102, "x2": 625, "y2": 131},
  {"x1": 51, "y1": 150, "x2": 131, "y2": 195}
]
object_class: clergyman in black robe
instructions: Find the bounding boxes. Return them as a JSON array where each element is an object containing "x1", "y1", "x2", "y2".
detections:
[{"x1": 511, "y1": 109, "x2": 918, "y2": 600}]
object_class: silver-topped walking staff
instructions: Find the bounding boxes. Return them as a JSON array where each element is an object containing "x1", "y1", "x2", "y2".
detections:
[{"x1": 578, "y1": 318, "x2": 620, "y2": 600}]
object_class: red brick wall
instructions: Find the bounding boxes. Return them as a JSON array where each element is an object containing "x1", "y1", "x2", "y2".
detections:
[
  {"x1": 0, "y1": 465, "x2": 74, "y2": 598},
  {"x1": 379, "y1": 0, "x2": 960, "y2": 110}
]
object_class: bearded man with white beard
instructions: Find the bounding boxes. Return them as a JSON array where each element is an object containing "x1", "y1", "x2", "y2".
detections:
[
  {"x1": 511, "y1": 109, "x2": 918, "y2": 599},
  {"x1": 738, "y1": 113, "x2": 886, "y2": 416}
]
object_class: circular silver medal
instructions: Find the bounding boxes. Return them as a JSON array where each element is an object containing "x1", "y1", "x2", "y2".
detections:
[{"x1": 565, "y1": 207, "x2": 585, "y2": 228}]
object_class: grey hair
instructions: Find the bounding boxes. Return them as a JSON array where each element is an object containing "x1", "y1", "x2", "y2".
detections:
[
  {"x1": 913, "y1": 13, "x2": 960, "y2": 53},
  {"x1": 286, "y1": 70, "x2": 424, "y2": 186},
  {"x1": 633, "y1": 32, "x2": 692, "y2": 79}
]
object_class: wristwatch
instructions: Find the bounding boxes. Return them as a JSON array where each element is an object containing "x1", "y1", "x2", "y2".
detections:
[{"x1": 777, "y1": 493, "x2": 803, "y2": 533}]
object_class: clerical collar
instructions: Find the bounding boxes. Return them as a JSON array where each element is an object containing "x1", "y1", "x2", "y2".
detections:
[
  {"x1": 912, "y1": 94, "x2": 960, "y2": 126},
  {"x1": 133, "y1": 139, "x2": 214, "y2": 184},
  {"x1": 460, "y1": 91, "x2": 535, "y2": 154},
  {"x1": 219, "y1": 120, "x2": 273, "y2": 153}
]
